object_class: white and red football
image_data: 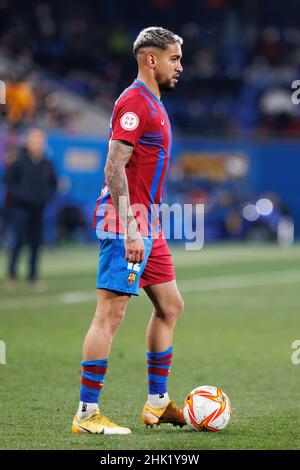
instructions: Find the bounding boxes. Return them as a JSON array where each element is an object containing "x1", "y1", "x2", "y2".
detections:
[{"x1": 183, "y1": 385, "x2": 231, "y2": 432}]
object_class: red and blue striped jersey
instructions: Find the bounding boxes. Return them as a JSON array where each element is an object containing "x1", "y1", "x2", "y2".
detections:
[{"x1": 94, "y1": 79, "x2": 172, "y2": 237}]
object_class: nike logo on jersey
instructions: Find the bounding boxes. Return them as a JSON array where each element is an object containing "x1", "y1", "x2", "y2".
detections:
[{"x1": 161, "y1": 119, "x2": 165, "y2": 125}]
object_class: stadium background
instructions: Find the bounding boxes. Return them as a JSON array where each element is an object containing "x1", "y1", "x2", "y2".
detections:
[{"x1": 0, "y1": 0, "x2": 299, "y2": 451}]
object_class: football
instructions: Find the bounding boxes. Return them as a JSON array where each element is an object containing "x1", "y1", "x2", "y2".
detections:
[{"x1": 183, "y1": 385, "x2": 231, "y2": 432}]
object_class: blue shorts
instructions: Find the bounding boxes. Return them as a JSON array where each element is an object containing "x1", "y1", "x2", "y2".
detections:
[
  {"x1": 96, "y1": 232, "x2": 153, "y2": 296},
  {"x1": 96, "y1": 231, "x2": 176, "y2": 295}
]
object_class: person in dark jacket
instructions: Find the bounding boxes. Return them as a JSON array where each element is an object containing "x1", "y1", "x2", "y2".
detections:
[{"x1": 4, "y1": 128, "x2": 57, "y2": 287}]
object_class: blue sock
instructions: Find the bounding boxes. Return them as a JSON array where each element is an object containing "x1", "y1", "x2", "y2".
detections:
[
  {"x1": 147, "y1": 347, "x2": 173, "y2": 395},
  {"x1": 80, "y1": 359, "x2": 108, "y2": 403}
]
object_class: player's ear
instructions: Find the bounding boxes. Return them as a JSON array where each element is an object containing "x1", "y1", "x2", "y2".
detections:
[{"x1": 147, "y1": 53, "x2": 157, "y2": 69}]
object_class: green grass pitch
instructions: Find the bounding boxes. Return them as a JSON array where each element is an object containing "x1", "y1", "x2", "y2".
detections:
[{"x1": 0, "y1": 243, "x2": 299, "y2": 450}]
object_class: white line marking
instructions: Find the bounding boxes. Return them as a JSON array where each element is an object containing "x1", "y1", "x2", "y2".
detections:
[
  {"x1": 61, "y1": 291, "x2": 96, "y2": 304},
  {"x1": 1, "y1": 270, "x2": 300, "y2": 311},
  {"x1": 178, "y1": 270, "x2": 300, "y2": 293}
]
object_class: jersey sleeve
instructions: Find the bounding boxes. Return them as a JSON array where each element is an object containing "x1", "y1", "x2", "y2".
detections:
[{"x1": 111, "y1": 93, "x2": 150, "y2": 146}]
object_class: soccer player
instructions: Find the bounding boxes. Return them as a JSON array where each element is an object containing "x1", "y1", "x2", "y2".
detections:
[{"x1": 72, "y1": 26, "x2": 185, "y2": 435}]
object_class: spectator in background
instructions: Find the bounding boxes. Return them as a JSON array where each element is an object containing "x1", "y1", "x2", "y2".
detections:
[
  {"x1": 4, "y1": 128, "x2": 57, "y2": 289},
  {"x1": 6, "y1": 75, "x2": 36, "y2": 127}
]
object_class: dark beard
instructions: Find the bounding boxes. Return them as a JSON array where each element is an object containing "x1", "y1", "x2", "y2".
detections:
[
  {"x1": 158, "y1": 80, "x2": 175, "y2": 93},
  {"x1": 155, "y1": 71, "x2": 175, "y2": 93}
]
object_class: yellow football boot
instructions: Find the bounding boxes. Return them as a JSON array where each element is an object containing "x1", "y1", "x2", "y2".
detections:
[
  {"x1": 141, "y1": 400, "x2": 186, "y2": 428},
  {"x1": 72, "y1": 411, "x2": 131, "y2": 435}
]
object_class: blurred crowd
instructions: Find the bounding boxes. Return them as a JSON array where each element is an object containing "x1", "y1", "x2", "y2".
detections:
[{"x1": 1, "y1": 0, "x2": 300, "y2": 136}]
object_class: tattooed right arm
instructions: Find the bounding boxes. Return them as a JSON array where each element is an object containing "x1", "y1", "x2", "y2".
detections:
[{"x1": 104, "y1": 139, "x2": 144, "y2": 262}]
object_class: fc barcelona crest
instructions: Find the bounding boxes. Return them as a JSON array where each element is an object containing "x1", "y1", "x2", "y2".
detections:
[{"x1": 127, "y1": 272, "x2": 137, "y2": 285}]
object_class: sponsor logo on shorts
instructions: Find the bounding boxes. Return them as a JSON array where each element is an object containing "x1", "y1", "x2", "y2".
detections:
[{"x1": 127, "y1": 272, "x2": 137, "y2": 285}]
